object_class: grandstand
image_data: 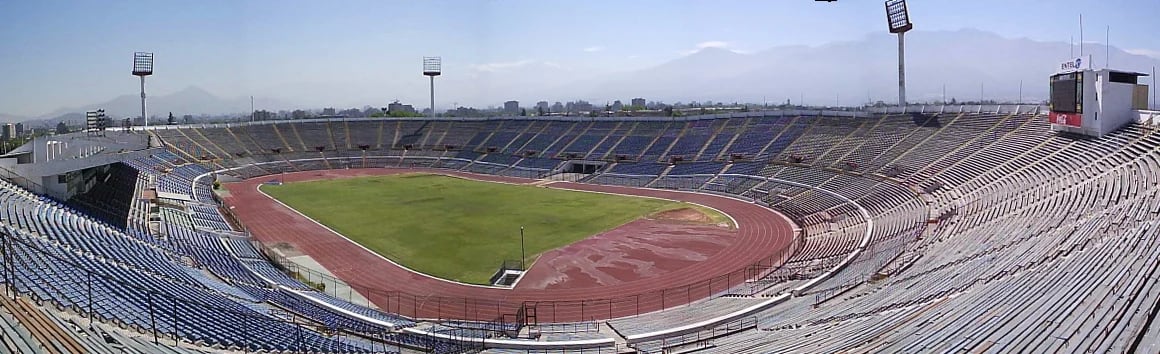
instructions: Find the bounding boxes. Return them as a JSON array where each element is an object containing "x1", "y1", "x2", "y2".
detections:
[{"x1": 0, "y1": 103, "x2": 1158, "y2": 354}]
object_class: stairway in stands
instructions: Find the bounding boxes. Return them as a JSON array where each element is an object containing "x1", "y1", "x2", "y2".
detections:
[
  {"x1": 657, "y1": 122, "x2": 692, "y2": 162},
  {"x1": 190, "y1": 127, "x2": 232, "y2": 158},
  {"x1": 270, "y1": 123, "x2": 297, "y2": 152},
  {"x1": 692, "y1": 119, "x2": 731, "y2": 161},
  {"x1": 170, "y1": 129, "x2": 221, "y2": 161},
  {"x1": 645, "y1": 164, "x2": 676, "y2": 188},
  {"x1": 224, "y1": 126, "x2": 254, "y2": 156},
  {"x1": 287, "y1": 122, "x2": 311, "y2": 152},
  {"x1": 755, "y1": 116, "x2": 802, "y2": 158},
  {"x1": 713, "y1": 117, "x2": 752, "y2": 161}
]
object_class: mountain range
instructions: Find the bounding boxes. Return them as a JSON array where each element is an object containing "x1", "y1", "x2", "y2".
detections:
[
  {"x1": 4, "y1": 87, "x2": 292, "y2": 128},
  {"x1": 5, "y1": 29, "x2": 1158, "y2": 126},
  {"x1": 571, "y1": 29, "x2": 1159, "y2": 106}
]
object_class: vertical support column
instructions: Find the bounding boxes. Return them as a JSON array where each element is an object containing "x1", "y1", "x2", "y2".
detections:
[
  {"x1": 172, "y1": 299, "x2": 178, "y2": 346},
  {"x1": 87, "y1": 272, "x2": 93, "y2": 327},
  {"x1": 898, "y1": 31, "x2": 906, "y2": 106},
  {"x1": 148, "y1": 292, "x2": 158, "y2": 344},
  {"x1": 141, "y1": 76, "x2": 148, "y2": 128}
]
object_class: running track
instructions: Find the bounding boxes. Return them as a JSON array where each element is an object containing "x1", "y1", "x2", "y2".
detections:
[{"x1": 223, "y1": 168, "x2": 796, "y2": 322}]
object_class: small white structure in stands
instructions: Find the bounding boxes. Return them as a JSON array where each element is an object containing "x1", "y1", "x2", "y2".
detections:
[
  {"x1": 1048, "y1": 58, "x2": 1150, "y2": 137},
  {"x1": 0, "y1": 131, "x2": 160, "y2": 199},
  {"x1": 1136, "y1": 110, "x2": 1160, "y2": 126}
]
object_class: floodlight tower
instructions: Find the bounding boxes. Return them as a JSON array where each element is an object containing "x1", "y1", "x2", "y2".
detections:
[
  {"x1": 423, "y1": 57, "x2": 441, "y2": 119},
  {"x1": 885, "y1": 0, "x2": 913, "y2": 106},
  {"x1": 132, "y1": 52, "x2": 154, "y2": 127}
]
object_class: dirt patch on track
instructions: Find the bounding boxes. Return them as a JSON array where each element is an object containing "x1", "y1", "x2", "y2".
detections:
[
  {"x1": 650, "y1": 207, "x2": 713, "y2": 224},
  {"x1": 267, "y1": 242, "x2": 304, "y2": 257},
  {"x1": 518, "y1": 218, "x2": 737, "y2": 290}
]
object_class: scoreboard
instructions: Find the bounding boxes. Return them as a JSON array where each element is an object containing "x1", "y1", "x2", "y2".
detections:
[
  {"x1": 1047, "y1": 61, "x2": 1150, "y2": 137},
  {"x1": 1050, "y1": 72, "x2": 1082, "y2": 113},
  {"x1": 1049, "y1": 71, "x2": 1083, "y2": 127}
]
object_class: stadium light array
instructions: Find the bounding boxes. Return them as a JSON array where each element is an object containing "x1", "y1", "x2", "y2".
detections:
[
  {"x1": 884, "y1": 0, "x2": 913, "y2": 106},
  {"x1": 885, "y1": 0, "x2": 913, "y2": 34},
  {"x1": 423, "y1": 57, "x2": 441, "y2": 120},
  {"x1": 132, "y1": 52, "x2": 154, "y2": 128}
]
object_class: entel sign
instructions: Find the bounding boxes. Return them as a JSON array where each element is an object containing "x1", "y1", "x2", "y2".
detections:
[
  {"x1": 1049, "y1": 111, "x2": 1082, "y2": 127},
  {"x1": 1060, "y1": 58, "x2": 1083, "y2": 72}
]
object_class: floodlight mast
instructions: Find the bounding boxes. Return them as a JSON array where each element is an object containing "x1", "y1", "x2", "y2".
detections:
[
  {"x1": 132, "y1": 52, "x2": 154, "y2": 128},
  {"x1": 423, "y1": 57, "x2": 442, "y2": 120},
  {"x1": 885, "y1": 0, "x2": 913, "y2": 106}
]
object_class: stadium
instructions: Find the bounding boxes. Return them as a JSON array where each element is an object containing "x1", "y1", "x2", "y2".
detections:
[
  {"x1": 2, "y1": 99, "x2": 1160, "y2": 353},
  {"x1": 3, "y1": 1, "x2": 1160, "y2": 354}
]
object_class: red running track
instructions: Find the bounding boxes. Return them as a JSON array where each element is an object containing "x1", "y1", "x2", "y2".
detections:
[{"x1": 223, "y1": 168, "x2": 796, "y2": 323}]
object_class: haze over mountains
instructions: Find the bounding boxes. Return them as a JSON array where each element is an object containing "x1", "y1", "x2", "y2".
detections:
[
  {"x1": 568, "y1": 29, "x2": 1159, "y2": 106},
  {"x1": 6, "y1": 87, "x2": 293, "y2": 128},
  {"x1": 5, "y1": 29, "x2": 1158, "y2": 126}
]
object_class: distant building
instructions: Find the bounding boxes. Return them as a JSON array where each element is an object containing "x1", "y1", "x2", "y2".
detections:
[
  {"x1": 13, "y1": 123, "x2": 23, "y2": 138},
  {"x1": 339, "y1": 108, "x2": 364, "y2": 118},
  {"x1": 550, "y1": 102, "x2": 564, "y2": 113},
  {"x1": 253, "y1": 110, "x2": 275, "y2": 121},
  {"x1": 321, "y1": 108, "x2": 337, "y2": 116},
  {"x1": 448, "y1": 106, "x2": 482, "y2": 117},
  {"x1": 503, "y1": 101, "x2": 520, "y2": 115},
  {"x1": 1, "y1": 124, "x2": 12, "y2": 141},
  {"x1": 631, "y1": 98, "x2": 646, "y2": 107},
  {"x1": 536, "y1": 101, "x2": 549, "y2": 114},
  {"x1": 387, "y1": 101, "x2": 416, "y2": 114},
  {"x1": 611, "y1": 100, "x2": 624, "y2": 111},
  {"x1": 572, "y1": 100, "x2": 594, "y2": 112}
]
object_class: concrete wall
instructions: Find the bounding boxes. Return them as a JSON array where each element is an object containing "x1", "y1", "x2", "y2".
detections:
[
  {"x1": 1079, "y1": 70, "x2": 1101, "y2": 136},
  {"x1": 41, "y1": 175, "x2": 67, "y2": 198},
  {"x1": 1096, "y1": 77, "x2": 1137, "y2": 136}
]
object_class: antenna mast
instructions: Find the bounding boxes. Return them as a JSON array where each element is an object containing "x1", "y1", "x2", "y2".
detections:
[{"x1": 1079, "y1": 14, "x2": 1084, "y2": 59}]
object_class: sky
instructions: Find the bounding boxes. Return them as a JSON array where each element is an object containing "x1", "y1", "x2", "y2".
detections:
[{"x1": 0, "y1": 0, "x2": 1158, "y2": 117}]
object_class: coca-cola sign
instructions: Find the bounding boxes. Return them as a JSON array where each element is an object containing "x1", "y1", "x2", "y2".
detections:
[{"x1": 1049, "y1": 111, "x2": 1082, "y2": 127}]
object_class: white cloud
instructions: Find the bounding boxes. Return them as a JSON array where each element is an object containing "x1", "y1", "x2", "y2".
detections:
[
  {"x1": 469, "y1": 60, "x2": 534, "y2": 72},
  {"x1": 627, "y1": 55, "x2": 639, "y2": 59},
  {"x1": 680, "y1": 41, "x2": 749, "y2": 55},
  {"x1": 695, "y1": 41, "x2": 730, "y2": 49},
  {"x1": 583, "y1": 46, "x2": 604, "y2": 53},
  {"x1": 542, "y1": 61, "x2": 564, "y2": 69},
  {"x1": 1125, "y1": 48, "x2": 1160, "y2": 59}
]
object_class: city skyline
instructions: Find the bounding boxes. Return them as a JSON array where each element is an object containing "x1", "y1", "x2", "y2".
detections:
[{"x1": 1, "y1": 0, "x2": 1158, "y2": 118}]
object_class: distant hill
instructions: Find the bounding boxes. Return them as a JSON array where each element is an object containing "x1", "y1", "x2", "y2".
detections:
[
  {"x1": 576, "y1": 29, "x2": 1160, "y2": 105},
  {"x1": 0, "y1": 113, "x2": 28, "y2": 124},
  {"x1": 33, "y1": 86, "x2": 290, "y2": 123}
]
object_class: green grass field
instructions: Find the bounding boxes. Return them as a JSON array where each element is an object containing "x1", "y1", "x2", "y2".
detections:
[{"x1": 261, "y1": 174, "x2": 699, "y2": 284}]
